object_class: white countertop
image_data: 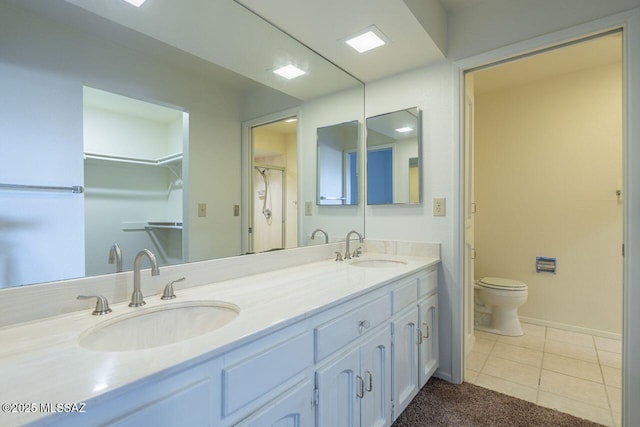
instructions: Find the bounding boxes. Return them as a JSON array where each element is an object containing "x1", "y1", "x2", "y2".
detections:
[{"x1": 0, "y1": 252, "x2": 438, "y2": 426}]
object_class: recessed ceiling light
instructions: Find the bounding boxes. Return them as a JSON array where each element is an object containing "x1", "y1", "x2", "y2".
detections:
[
  {"x1": 345, "y1": 26, "x2": 386, "y2": 53},
  {"x1": 395, "y1": 127, "x2": 413, "y2": 133},
  {"x1": 273, "y1": 65, "x2": 306, "y2": 80},
  {"x1": 123, "y1": 0, "x2": 147, "y2": 6}
]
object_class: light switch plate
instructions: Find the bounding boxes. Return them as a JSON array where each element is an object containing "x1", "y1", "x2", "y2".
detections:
[
  {"x1": 305, "y1": 201, "x2": 313, "y2": 216},
  {"x1": 233, "y1": 205, "x2": 239, "y2": 216},
  {"x1": 198, "y1": 203, "x2": 207, "y2": 217},
  {"x1": 433, "y1": 198, "x2": 446, "y2": 216}
]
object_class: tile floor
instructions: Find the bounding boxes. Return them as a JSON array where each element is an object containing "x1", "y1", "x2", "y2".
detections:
[{"x1": 465, "y1": 323, "x2": 622, "y2": 426}]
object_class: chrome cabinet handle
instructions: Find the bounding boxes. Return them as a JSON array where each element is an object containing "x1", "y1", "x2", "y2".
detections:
[
  {"x1": 77, "y1": 295, "x2": 112, "y2": 316},
  {"x1": 358, "y1": 320, "x2": 371, "y2": 334},
  {"x1": 423, "y1": 323, "x2": 430, "y2": 339},
  {"x1": 365, "y1": 370, "x2": 373, "y2": 392},
  {"x1": 417, "y1": 327, "x2": 423, "y2": 345},
  {"x1": 356, "y1": 375, "x2": 365, "y2": 398}
]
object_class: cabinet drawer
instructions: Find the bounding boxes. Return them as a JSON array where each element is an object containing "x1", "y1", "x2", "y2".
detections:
[
  {"x1": 315, "y1": 293, "x2": 391, "y2": 362},
  {"x1": 418, "y1": 269, "x2": 437, "y2": 299},
  {"x1": 222, "y1": 331, "x2": 313, "y2": 416},
  {"x1": 392, "y1": 277, "x2": 418, "y2": 314}
]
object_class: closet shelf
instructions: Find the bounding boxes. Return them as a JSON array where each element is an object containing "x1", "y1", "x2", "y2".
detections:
[
  {"x1": 122, "y1": 221, "x2": 183, "y2": 231},
  {"x1": 84, "y1": 152, "x2": 182, "y2": 167}
]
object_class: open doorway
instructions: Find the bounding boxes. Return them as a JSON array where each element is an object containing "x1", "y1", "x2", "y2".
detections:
[
  {"x1": 463, "y1": 32, "x2": 623, "y2": 425},
  {"x1": 250, "y1": 117, "x2": 298, "y2": 253}
]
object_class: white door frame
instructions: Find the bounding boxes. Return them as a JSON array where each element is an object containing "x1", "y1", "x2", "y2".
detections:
[
  {"x1": 454, "y1": 8, "x2": 640, "y2": 426},
  {"x1": 241, "y1": 108, "x2": 299, "y2": 254}
]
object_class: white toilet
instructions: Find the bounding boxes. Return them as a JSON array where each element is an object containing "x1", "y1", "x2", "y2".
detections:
[{"x1": 474, "y1": 277, "x2": 528, "y2": 336}]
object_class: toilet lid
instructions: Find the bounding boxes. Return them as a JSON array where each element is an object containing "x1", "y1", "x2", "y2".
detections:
[{"x1": 478, "y1": 277, "x2": 527, "y2": 290}]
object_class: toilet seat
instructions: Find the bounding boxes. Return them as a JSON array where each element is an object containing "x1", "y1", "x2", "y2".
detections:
[{"x1": 478, "y1": 277, "x2": 527, "y2": 291}]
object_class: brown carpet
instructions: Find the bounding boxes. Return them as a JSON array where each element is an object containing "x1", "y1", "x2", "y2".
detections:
[{"x1": 392, "y1": 378, "x2": 604, "y2": 427}]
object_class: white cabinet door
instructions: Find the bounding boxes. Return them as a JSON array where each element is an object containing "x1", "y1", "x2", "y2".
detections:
[
  {"x1": 418, "y1": 294, "x2": 438, "y2": 388},
  {"x1": 391, "y1": 307, "x2": 419, "y2": 420},
  {"x1": 316, "y1": 345, "x2": 361, "y2": 427},
  {"x1": 234, "y1": 379, "x2": 314, "y2": 427},
  {"x1": 360, "y1": 327, "x2": 392, "y2": 427}
]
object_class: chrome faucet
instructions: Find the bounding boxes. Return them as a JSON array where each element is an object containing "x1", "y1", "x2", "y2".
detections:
[
  {"x1": 129, "y1": 249, "x2": 160, "y2": 307},
  {"x1": 311, "y1": 228, "x2": 329, "y2": 244},
  {"x1": 108, "y1": 243, "x2": 123, "y2": 273},
  {"x1": 344, "y1": 230, "x2": 363, "y2": 260}
]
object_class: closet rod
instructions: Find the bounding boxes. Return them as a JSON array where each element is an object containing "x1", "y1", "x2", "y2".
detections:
[{"x1": 0, "y1": 183, "x2": 84, "y2": 193}]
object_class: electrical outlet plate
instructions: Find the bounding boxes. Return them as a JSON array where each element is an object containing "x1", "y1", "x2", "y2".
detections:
[
  {"x1": 433, "y1": 198, "x2": 446, "y2": 216},
  {"x1": 305, "y1": 201, "x2": 313, "y2": 216}
]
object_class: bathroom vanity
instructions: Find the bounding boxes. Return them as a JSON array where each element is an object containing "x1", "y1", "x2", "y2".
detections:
[{"x1": 0, "y1": 242, "x2": 439, "y2": 426}]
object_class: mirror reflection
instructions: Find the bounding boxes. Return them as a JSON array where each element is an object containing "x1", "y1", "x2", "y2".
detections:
[
  {"x1": 366, "y1": 107, "x2": 422, "y2": 205},
  {"x1": 316, "y1": 121, "x2": 359, "y2": 206},
  {"x1": 0, "y1": 0, "x2": 364, "y2": 289}
]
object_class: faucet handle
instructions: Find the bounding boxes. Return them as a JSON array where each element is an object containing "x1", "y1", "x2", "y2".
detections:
[
  {"x1": 353, "y1": 247, "x2": 362, "y2": 258},
  {"x1": 334, "y1": 251, "x2": 344, "y2": 262},
  {"x1": 77, "y1": 295, "x2": 112, "y2": 316},
  {"x1": 161, "y1": 277, "x2": 185, "y2": 300}
]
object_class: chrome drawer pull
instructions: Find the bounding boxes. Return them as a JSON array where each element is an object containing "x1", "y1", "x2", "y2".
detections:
[
  {"x1": 365, "y1": 370, "x2": 373, "y2": 392},
  {"x1": 356, "y1": 375, "x2": 365, "y2": 398}
]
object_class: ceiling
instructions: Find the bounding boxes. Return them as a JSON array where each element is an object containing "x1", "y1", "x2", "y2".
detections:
[
  {"x1": 236, "y1": 0, "x2": 451, "y2": 82},
  {"x1": 473, "y1": 32, "x2": 622, "y2": 95}
]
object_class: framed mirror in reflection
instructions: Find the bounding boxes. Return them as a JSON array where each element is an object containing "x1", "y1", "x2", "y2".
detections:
[
  {"x1": 366, "y1": 107, "x2": 422, "y2": 205},
  {"x1": 0, "y1": 0, "x2": 364, "y2": 289},
  {"x1": 317, "y1": 121, "x2": 359, "y2": 206}
]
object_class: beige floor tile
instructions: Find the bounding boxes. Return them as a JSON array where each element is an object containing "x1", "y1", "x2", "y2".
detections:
[
  {"x1": 542, "y1": 353, "x2": 602, "y2": 383},
  {"x1": 607, "y1": 386, "x2": 622, "y2": 427},
  {"x1": 491, "y1": 342, "x2": 543, "y2": 368},
  {"x1": 537, "y1": 391, "x2": 613, "y2": 426},
  {"x1": 602, "y1": 365, "x2": 622, "y2": 389},
  {"x1": 545, "y1": 339, "x2": 598, "y2": 363},
  {"x1": 474, "y1": 330, "x2": 499, "y2": 342},
  {"x1": 594, "y1": 336, "x2": 622, "y2": 354},
  {"x1": 539, "y1": 370, "x2": 609, "y2": 409},
  {"x1": 472, "y1": 337, "x2": 496, "y2": 354},
  {"x1": 467, "y1": 350, "x2": 489, "y2": 372},
  {"x1": 497, "y1": 334, "x2": 545, "y2": 351},
  {"x1": 598, "y1": 349, "x2": 622, "y2": 369},
  {"x1": 520, "y1": 322, "x2": 546, "y2": 338},
  {"x1": 546, "y1": 328, "x2": 595, "y2": 348},
  {"x1": 464, "y1": 368, "x2": 479, "y2": 383},
  {"x1": 481, "y1": 356, "x2": 541, "y2": 388},
  {"x1": 475, "y1": 373, "x2": 538, "y2": 403}
]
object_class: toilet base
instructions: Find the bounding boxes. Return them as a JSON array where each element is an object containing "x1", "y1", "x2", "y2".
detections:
[{"x1": 475, "y1": 323, "x2": 523, "y2": 337}]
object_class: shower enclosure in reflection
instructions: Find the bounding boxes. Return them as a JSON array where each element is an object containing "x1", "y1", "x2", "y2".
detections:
[{"x1": 250, "y1": 118, "x2": 298, "y2": 253}]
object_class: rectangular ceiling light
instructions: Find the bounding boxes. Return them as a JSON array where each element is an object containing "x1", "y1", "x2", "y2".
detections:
[
  {"x1": 123, "y1": 0, "x2": 147, "y2": 6},
  {"x1": 273, "y1": 64, "x2": 306, "y2": 80},
  {"x1": 345, "y1": 27, "x2": 386, "y2": 53},
  {"x1": 395, "y1": 127, "x2": 413, "y2": 133}
]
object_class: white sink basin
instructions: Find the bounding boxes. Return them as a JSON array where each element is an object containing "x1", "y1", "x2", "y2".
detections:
[
  {"x1": 349, "y1": 259, "x2": 408, "y2": 268},
  {"x1": 78, "y1": 301, "x2": 239, "y2": 352}
]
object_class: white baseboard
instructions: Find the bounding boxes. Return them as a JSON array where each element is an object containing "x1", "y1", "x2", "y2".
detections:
[
  {"x1": 433, "y1": 369, "x2": 453, "y2": 383},
  {"x1": 519, "y1": 316, "x2": 622, "y2": 340}
]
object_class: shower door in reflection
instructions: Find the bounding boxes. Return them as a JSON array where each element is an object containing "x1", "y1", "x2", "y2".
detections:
[{"x1": 252, "y1": 166, "x2": 285, "y2": 253}]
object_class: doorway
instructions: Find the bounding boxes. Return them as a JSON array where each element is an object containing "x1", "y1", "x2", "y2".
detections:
[
  {"x1": 463, "y1": 32, "x2": 623, "y2": 425},
  {"x1": 250, "y1": 117, "x2": 298, "y2": 253}
]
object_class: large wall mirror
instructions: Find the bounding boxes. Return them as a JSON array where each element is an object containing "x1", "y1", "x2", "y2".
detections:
[
  {"x1": 0, "y1": 0, "x2": 364, "y2": 289},
  {"x1": 317, "y1": 121, "x2": 359, "y2": 206},
  {"x1": 366, "y1": 107, "x2": 422, "y2": 205}
]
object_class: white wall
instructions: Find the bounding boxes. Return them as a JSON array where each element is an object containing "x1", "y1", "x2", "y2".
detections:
[
  {"x1": 0, "y1": 64, "x2": 85, "y2": 288},
  {"x1": 365, "y1": 62, "x2": 457, "y2": 380},
  {"x1": 299, "y1": 87, "x2": 365, "y2": 243},
  {"x1": 447, "y1": 0, "x2": 640, "y2": 60},
  {"x1": 0, "y1": 2, "x2": 248, "y2": 281},
  {"x1": 474, "y1": 63, "x2": 623, "y2": 335}
]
